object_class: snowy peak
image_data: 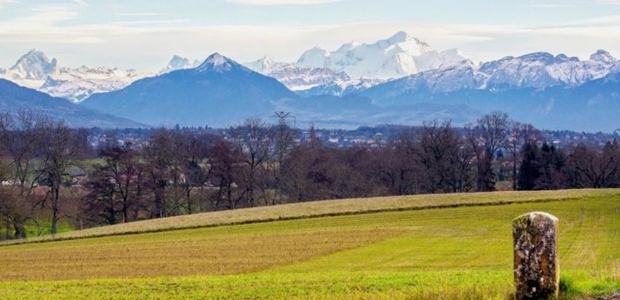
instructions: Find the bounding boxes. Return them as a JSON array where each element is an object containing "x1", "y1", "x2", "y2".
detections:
[
  {"x1": 254, "y1": 55, "x2": 275, "y2": 72},
  {"x1": 160, "y1": 55, "x2": 201, "y2": 74},
  {"x1": 244, "y1": 55, "x2": 290, "y2": 74},
  {"x1": 590, "y1": 50, "x2": 616, "y2": 65},
  {"x1": 0, "y1": 49, "x2": 152, "y2": 102},
  {"x1": 296, "y1": 47, "x2": 330, "y2": 68},
  {"x1": 387, "y1": 31, "x2": 409, "y2": 44},
  {"x1": 381, "y1": 31, "x2": 431, "y2": 54},
  {"x1": 269, "y1": 66, "x2": 351, "y2": 91},
  {"x1": 294, "y1": 31, "x2": 468, "y2": 79},
  {"x1": 337, "y1": 41, "x2": 360, "y2": 52},
  {"x1": 377, "y1": 31, "x2": 432, "y2": 55},
  {"x1": 9, "y1": 49, "x2": 59, "y2": 80},
  {"x1": 37, "y1": 66, "x2": 152, "y2": 102},
  {"x1": 477, "y1": 50, "x2": 618, "y2": 89},
  {"x1": 244, "y1": 55, "x2": 354, "y2": 92},
  {"x1": 195, "y1": 53, "x2": 249, "y2": 73}
]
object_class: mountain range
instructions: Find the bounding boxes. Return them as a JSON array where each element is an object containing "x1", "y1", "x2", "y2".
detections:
[
  {"x1": 0, "y1": 50, "x2": 151, "y2": 103},
  {"x1": 294, "y1": 31, "x2": 467, "y2": 79},
  {"x1": 1, "y1": 31, "x2": 619, "y2": 132},
  {"x1": 82, "y1": 53, "x2": 298, "y2": 127},
  {"x1": 0, "y1": 79, "x2": 144, "y2": 128},
  {"x1": 79, "y1": 51, "x2": 620, "y2": 132}
]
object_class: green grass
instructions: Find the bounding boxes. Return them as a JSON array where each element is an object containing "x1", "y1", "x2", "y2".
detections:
[
  {"x1": 0, "y1": 190, "x2": 618, "y2": 299},
  {"x1": 3, "y1": 188, "x2": 617, "y2": 245}
]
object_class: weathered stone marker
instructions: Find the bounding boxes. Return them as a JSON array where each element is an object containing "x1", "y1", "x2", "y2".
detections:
[{"x1": 513, "y1": 212, "x2": 559, "y2": 300}]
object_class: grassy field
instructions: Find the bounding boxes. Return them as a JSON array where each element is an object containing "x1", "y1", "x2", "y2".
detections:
[
  {"x1": 4, "y1": 188, "x2": 617, "y2": 245},
  {"x1": 0, "y1": 189, "x2": 618, "y2": 299}
]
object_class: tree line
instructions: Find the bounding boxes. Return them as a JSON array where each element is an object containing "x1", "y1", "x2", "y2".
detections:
[{"x1": 0, "y1": 110, "x2": 619, "y2": 240}]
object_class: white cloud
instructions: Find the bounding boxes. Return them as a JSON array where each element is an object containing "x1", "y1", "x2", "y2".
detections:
[
  {"x1": 0, "y1": 4, "x2": 79, "y2": 28},
  {"x1": 592, "y1": 0, "x2": 620, "y2": 4},
  {"x1": 226, "y1": 0, "x2": 345, "y2": 5},
  {"x1": 558, "y1": 14, "x2": 620, "y2": 25},
  {"x1": 531, "y1": 4, "x2": 570, "y2": 8},
  {"x1": 72, "y1": 0, "x2": 87, "y2": 6},
  {"x1": 0, "y1": 0, "x2": 16, "y2": 8},
  {"x1": 546, "y1": 0, "x2": 620, "y2": 5},
  {"x1": 116, "y1": 13, "x2": 164, "y2": 17}
]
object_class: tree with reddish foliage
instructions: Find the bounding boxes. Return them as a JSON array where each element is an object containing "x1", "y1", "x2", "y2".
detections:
[{"x1": 208, "y1": 139, "x2": 246, "y2": 210}]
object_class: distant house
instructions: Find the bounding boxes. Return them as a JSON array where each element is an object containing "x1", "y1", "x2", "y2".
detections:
[{"x1": 69, "y1": 168, "x2": 89, "y2": 186}]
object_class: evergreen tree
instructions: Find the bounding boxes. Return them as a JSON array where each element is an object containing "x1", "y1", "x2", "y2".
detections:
[
  {"x1": 518, "y1": 141, "x2": 541, "y2": 190},
  {"x1": 535, "y1": 143, "x2": 566, "y2": 190}
]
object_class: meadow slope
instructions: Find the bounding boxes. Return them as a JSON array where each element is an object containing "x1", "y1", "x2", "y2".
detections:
[
  {"x1": 0, "y1": 189, "x2": 618, "y2": 299},
  {"x1": 3, "y1": 189, "x2": 617, "y2": 245}
]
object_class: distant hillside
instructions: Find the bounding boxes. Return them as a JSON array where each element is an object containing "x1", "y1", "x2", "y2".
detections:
[
  {"x1": 361, "y1": 68, "x2": 620, "y2": 132},
  {"x1": 0, "y1": 79, "x2": 145, "y2": 128}
]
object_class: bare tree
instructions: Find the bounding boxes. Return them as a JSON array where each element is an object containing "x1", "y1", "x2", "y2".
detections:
[
  {"x1": 271, "y1": 122, "x2": 295, "y2": 205},
  {"x1": 566, "y1": 142, "x2": 620, "y2": 188},
  {"x1": 39, "y1": 121, "x2": 86, "y2": 234},
  {"x1": 444, "y1": 138, "x2": 476, "y2": 193},
  {"x1": 387, "y1": 129, "x2": 421, "y2": 195},
  {"x1": 142, "y1": 129, "x2": 176, "y2": 218},
  {"x1": 467, "y1": 111, "x2": 510, "y2": 191},
  {"x1": 414, "y1": 121, "x2": 461, "y2": 193},
  {"x1": 208, "y1": 139, "x2": 246, "y2": 209},
  {"x1": 3, "y1": 110, "x2": 51, "y2": 195},
  {"x1": 87, "y1": 141, "x2": 144, "y2": 224},
  {"x1": 228, "y1": 118, "x2": 273, "y2": 206}
]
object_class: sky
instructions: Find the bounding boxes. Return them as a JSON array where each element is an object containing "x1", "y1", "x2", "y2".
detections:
[{"x1": 1, "y1": 0, "x2": 620, "y2": 72}]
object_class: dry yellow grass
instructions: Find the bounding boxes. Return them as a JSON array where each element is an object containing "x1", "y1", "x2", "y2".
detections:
[
  {"x1": 3, "y1": 188, "x2": 617, "y2": 245},
  {"x1": 0, "y1": 228, "x2": 403, "y2": 281},
  {"x1": 0, "y1": 191, "x2": 617, "y2": 299}
]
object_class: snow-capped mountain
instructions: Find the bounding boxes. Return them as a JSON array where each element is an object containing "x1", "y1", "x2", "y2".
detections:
[
  {"x1": 295, "y1": 78, "x2": 387, "y2": 98},
  {"x1": 479, "y1": 50, "x2": 617, "y2": 89},
  {"x1": 370, "y1": 60, "x2": 479, "y2": 96},
  {"x1": 8, "y1": 49, "x2": 59, "y2": 81},
  {"x1": 82, "y1": 53, "x2": 298, "y2": 127},
  {"x1": 244, "y1": 57, "x2": 360, "y2": 93},
  {"x1": 0, "y1": 50, "x2": 152, "y2": 102},
  {"x1": 266, "y1": 66, "x2": 351, "y2": 90},
  {"x1": 243, "y1": 32, "x2": 469, "y2": 95},
  {"x1": 244, "y1": 56, "x2": 290, "y2": 74},
  {"x1": 38, "y1": 67, "x2": 150, "y2": 102},
  {"x1": 363, "y1": 49, "x2": 620, "y2": 100},
  {"x1": 159, "y1": 55, "x2": 201, "y2": 74},
  {"x1": 295, "y1": 31, "x2": 469, "y2": 79}
]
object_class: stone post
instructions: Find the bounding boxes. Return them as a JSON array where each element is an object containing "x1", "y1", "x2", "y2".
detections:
[{"x1": 513, "y1": 212, "x2": 559, "y2": 300}]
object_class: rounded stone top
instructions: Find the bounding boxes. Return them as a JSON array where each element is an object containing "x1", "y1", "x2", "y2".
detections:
[{"x1": 514, "y1": 211, "x2": 558, "y2": 222}]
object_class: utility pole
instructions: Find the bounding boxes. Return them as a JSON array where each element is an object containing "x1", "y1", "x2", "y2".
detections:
[
  {"x1": 272, "y1": 111, "x2": 295, "y2": 128},
  {"x1": 270, "y1": 111, "x2": 295, "y2": 205}
]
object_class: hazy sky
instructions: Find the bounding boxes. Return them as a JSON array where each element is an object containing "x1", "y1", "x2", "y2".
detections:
[{"x1": 1, "y1": 0, "x2": 620, "y2": 71}]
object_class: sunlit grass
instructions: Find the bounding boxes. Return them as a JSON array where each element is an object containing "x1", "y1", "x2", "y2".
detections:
[
  {"x1": 0, "y1": 189, "x2": 617, "y2": 299},
  {"x1": 3, "y1": 188, "x2": 617, "y2": 245}
]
